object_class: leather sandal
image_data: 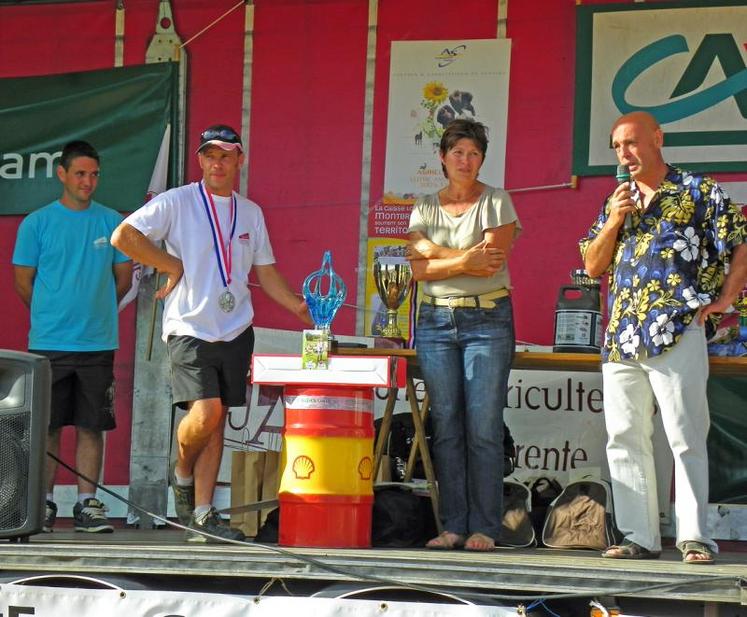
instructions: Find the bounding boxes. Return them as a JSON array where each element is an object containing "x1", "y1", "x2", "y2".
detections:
[
  {"x1": 426, "y1": 531, "x2": 465, "y2": 550},
  {"x1": 681, "y1": 541, "x2": 715, "y2": 564},
  {"x1": 464, "y1": 532, "x2": 496, "y2": 552},
  {"x1": 602, "y1": 540, "x2": 661, "y2": 560}
]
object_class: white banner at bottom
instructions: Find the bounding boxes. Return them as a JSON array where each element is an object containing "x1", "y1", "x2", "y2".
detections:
[{"x1": 1, "y1": 583, "x2": 520, "y2": 617}]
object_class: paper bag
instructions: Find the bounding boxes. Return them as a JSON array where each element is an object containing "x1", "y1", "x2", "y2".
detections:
[{"x1": 230, "y1": 450, "x2": 280, "y2": 537}]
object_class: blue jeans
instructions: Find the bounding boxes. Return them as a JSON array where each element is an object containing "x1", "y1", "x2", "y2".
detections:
[{"x1": 415, "y1": 298, "x2": 515, "y2": 539}]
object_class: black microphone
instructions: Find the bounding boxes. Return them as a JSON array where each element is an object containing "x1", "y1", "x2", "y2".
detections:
[{"x1": 615, "y1": 164, "x2": 632, "y2": 231}]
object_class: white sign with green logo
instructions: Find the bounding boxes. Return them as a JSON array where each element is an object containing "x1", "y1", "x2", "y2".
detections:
[{"x1": 574, "y1": 1, "x2": 747, "y2": 175}]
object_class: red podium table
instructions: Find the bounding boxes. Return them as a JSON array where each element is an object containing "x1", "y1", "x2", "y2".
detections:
[{"x1": 251, "y1": 354, "x2": 404, "y2": 548}]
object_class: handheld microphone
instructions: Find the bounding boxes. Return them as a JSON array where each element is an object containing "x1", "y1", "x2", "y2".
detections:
[{"x1": 615, "y1": 164, "x2": 632, "y2": 231}]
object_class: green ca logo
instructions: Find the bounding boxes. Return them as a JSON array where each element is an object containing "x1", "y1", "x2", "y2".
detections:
[{"x1": 612, "y1": 33, "x2": 747, "y2": 123}]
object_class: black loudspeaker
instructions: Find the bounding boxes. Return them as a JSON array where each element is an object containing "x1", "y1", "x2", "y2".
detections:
[{"x1": 0, "y1": 350, "x2": 51, "y2": 539}]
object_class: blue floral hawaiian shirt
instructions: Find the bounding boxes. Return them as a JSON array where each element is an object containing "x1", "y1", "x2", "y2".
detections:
[{"x1": 580, "y1": 166, "x2": 747, "y2": 363}]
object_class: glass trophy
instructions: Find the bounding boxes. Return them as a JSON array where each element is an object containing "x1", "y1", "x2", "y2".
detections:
[{"x1": 301, "y1": 251, "x2": 347, "y2": 369}]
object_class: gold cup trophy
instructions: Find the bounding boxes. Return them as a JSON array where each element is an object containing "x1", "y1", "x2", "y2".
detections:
[{"x1": 373, "y1": 259, "x2": 413, "y2": 338}]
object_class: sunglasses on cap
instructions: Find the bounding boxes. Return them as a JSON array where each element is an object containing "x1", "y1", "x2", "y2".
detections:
[{"x1": 200, "y1": 127, "x2": 241, "y2": 144}]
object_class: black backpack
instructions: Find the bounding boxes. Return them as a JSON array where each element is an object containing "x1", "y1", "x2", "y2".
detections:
[
  {"x1": 371, "y1": 485, "x2": 437, "y2": 547},
  {"x1": 374, "y1": 414, "x2": 517, "y2": 479},
  {"x1": 373, "y1": 413, "x2": 432, "y2": 481},
  {"x1": 254, "y1": 507, "x2": 279, "y2": 543}
]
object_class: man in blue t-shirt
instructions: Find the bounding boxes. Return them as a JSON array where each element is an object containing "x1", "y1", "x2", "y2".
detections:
[{"x1": 12, "y1": 140, "x2": 132, "y2": 534}]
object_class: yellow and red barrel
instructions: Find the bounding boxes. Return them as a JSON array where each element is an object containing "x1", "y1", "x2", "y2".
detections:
[{"x1": 279, "y1": 385, "x2": 374, "y2": 548}]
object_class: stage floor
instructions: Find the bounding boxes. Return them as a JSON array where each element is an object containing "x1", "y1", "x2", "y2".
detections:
[{"x1": 1, "y1": 529, "x2": 745, "y2": 607}]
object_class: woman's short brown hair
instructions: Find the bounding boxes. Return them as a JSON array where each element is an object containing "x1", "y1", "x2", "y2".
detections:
[{"x1": 439, "y1": 119, "x2": 489, "y2": 177}]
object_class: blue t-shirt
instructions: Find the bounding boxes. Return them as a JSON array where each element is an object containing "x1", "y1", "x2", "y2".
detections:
[{"x1": 12, "y1": 200, "x2": 130, "y2": 351}]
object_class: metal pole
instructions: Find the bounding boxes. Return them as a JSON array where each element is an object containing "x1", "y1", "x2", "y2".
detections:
[{"x1": 354, "y1": 0, "x2": 379, "y2": 336}]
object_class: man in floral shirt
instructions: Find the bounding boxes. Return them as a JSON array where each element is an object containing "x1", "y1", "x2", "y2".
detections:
[{"x1": 580, "y1": 111, "x2": 747, "y2": 564}]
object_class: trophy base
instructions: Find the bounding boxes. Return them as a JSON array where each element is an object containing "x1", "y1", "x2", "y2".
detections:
[
  {"x1": 380, "y1": 310, "x2": 405, "y2": 340},
  {"x1": 373, "y1": 336, "x2": 405, "y2": 349},
  {"x1": 330, "y1": 340, "x2": 368, "y2": 353}
]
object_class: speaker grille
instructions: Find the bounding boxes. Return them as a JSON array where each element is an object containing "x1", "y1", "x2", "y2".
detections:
[{"x1": 0, "y1": 411, "x2": 30, "y2": 529}]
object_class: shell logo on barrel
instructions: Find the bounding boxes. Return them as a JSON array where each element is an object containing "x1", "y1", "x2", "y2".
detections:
[
  {"x1": 292, "y1": 455, "x2": 316, "y2": 480},
  {"x1": 357, "y1": 456, "x2": 373, "y2": 480}
]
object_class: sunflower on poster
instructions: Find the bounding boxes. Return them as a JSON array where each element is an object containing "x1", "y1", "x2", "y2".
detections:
[
  {"x1": 418, "y1": 81, "x2": 478, "y2": 147},
  {"x1": 419, "y1": 81, "x2": 449, "y2": 142}
]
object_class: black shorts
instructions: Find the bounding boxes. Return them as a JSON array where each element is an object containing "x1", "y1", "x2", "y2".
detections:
[
  {"x1": 30, "y1": 350, "x2": 116, "y2": 432},
  {"x1": 166, "y1": 326, "x2": 254, "y2": 409}
]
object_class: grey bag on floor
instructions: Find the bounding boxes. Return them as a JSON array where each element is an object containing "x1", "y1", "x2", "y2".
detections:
[
  {"x1": 541, "y1": 478, "x2": 622, "y2": 551},
  {"x1": 500, "y1": 480, "x2": 536, "y2": 548}
]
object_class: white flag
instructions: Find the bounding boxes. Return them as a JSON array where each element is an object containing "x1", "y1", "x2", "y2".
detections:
[{"x1": 118, "y1": 124, "x2": 170, "y2": 311}]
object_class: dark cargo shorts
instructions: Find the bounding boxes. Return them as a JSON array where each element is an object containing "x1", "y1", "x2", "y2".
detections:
[
  {"x1": 30, "y1": 350, "x2": 116, "y2": 432},
  {"x1": 166, "y1": 326, "x2": 254, "y2": 409}
]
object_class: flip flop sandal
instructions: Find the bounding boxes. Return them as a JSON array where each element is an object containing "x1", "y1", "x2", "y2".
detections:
[
  {"x1": 681, "y1": 541, "x2": 715, "y2": 565},
  {"x1": 602, "y1": 541, "x2": 661, "y2": 560},
  {"x1": 464, "y1": 532, "x2": 496, "y2": 552},
  {"x1": 426, "y1": 531, "x2": 466, "y2": 550}
]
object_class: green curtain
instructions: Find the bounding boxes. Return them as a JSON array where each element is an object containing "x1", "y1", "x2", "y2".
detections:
[
  {"x1": 0, "y1": 62, "x2": 177, "y2": 214},
  {"x1": 708, "y1": 375, "x2": 747, "y2": 503}
]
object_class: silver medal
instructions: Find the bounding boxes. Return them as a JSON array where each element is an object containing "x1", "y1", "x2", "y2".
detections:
[{"x1": 219, "y1": 289, "x2": 236, "y2": 313}]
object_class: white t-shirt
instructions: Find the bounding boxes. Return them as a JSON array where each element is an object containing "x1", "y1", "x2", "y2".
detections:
[{"x1": 124, "y1": 182, "x2": 275, "y2": 342}]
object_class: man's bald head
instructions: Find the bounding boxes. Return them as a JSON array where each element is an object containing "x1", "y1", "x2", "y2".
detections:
[
  {"x1": 611, "y1": 111, "x2": 660, "y2": 136},
  {"x1": 610, "y1": 111, "x2": 667, "y2": 185}
]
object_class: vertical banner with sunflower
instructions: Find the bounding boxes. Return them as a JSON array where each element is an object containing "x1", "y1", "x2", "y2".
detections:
[
  {"x1": 364, "y1": 39, "x2": 512, "y2": 338},
  {"x1": 384, "y1": 39, "x2": 511, "y2": 195}
]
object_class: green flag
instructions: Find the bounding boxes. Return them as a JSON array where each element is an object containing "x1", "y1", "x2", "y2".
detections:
[{"x1": 0, "y1": 62, "x2": 177, "y2": 215}]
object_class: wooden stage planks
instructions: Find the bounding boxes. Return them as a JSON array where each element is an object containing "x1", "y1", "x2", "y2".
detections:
[{"x1": 0, "y1": 531, "x2": 745, "y2": 605}]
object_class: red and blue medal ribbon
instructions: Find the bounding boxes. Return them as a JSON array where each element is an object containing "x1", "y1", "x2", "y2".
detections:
[{"x1": 198, "y1": 181, "x2": 237, "y2": 288}]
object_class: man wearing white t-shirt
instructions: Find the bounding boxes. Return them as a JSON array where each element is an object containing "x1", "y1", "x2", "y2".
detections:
[{"x1": 112, "y1": 125, "x2": 310, "y2": 542}]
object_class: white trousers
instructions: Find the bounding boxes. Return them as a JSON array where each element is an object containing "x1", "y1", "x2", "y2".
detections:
[{"x1": 602, "y1": 322, "x2": 717, "y2": 553}]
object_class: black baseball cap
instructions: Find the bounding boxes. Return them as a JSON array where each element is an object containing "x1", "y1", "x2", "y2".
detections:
[{"x1": 196, "y1": 124, "x2": 243, "y2": 154}]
